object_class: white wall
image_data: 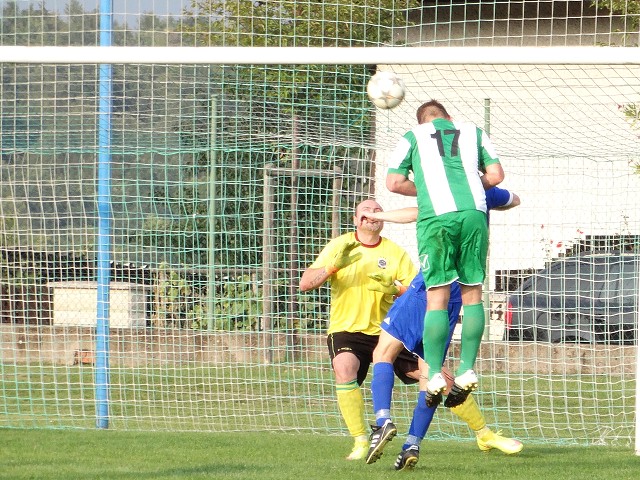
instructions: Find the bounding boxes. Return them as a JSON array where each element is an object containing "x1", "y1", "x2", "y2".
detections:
[{"x1": 373, "y1": 63, "x2": 640, "y2": 284}]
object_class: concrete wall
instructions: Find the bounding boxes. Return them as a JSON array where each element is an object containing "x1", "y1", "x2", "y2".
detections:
[
  {"x1": 0, "y1": 325, "x2": 635, "y2": 375},
  {"x1": 0, "y1": 325, "x2": 323, "y2": 367}
]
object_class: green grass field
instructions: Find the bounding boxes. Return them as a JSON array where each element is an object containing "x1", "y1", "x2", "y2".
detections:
[
  {"x1": 0, "y1": 429, "x2": 639, "y2": 480},
  {"x1": 2, "y1": 360, "x2": 637, "y2": 479},
  {"x1": 1, "y1": 362, "x2": 635, "y2": 447}
]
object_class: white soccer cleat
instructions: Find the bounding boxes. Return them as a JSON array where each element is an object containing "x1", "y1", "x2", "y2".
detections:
[
  {"x1": 444, "y1": 370, "x2": 479, "y2": 408},
  {"x1": 425, "y1": 372, "x2": 447, "y2": 408},
  {"x1": 455, "y1": 370, "x2": 479, "y2": 390}
]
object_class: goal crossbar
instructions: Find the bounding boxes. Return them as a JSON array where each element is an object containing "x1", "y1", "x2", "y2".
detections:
[{"x1": 2, "y1": 46, "x2": 640, "y2": 65}]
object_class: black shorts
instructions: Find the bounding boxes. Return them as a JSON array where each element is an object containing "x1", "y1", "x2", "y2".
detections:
[{"x1": 327, "y1": 331, "x2": 419, "y2": 386}]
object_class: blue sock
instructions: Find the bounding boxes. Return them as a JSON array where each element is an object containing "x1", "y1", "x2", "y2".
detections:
[
  {"x1": 371, "y1": 362, "x2": 395, "y2": 427},
  {"x1": 403, "y1": 390, "x2": 437, "y2": 450}
]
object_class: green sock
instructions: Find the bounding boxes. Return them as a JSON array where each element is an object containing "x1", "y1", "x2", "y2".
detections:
[
  {"x1": 457, "y1": 303, "x2": 485, "y2": 375},
  {"x1": 422, "y1": 309, "x2": 449, "y2": 380}
]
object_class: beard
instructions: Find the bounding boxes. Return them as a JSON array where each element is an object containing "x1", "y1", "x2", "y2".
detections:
[{"x1": 360, "y1": 220, "x2": 383, "y2": 233}]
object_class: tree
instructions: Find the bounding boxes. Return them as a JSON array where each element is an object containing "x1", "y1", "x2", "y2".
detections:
[
  {"x1": 175, "y1": 0, "x2": 420, "y2": 263},
  {"x1": 0, "y1": 1, "x2": 421, "y2": 330},
  {"x1": 161, "y1": 0, "x2": 421, "y2": 331},
  {"x1": 593, "y1": 1, "x2": 640, "y2": 33},
  {"x1": 183, "y1": 0, "x2": 415, "y2": 47}
]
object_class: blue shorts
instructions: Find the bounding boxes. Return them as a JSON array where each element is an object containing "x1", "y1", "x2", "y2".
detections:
[{"x1": 381, "y1": 273, "x2": 462, "y2": 361}]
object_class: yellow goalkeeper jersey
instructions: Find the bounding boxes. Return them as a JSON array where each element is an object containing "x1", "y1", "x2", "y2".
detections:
[{"x1": 310, "y1": 231, "x2": 417, "y2": 336}]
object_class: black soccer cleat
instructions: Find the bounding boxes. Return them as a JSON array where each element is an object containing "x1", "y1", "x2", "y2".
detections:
[
  {"x1": 394, "y1": 445, "x2": 419, "y2": 471},
  {"x1": 365, "y1": 419, "x2": 397, "y2": 464},
  {"x1": 444, "y1": 370, "x2": 478, "y2": 408}
]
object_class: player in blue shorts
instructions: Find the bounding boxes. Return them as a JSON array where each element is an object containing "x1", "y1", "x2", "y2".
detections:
[
  {"x1": 381, "y1": 273, "x2": 461, "y2": 362},
  {"x1": 365, "y1": 186, "x2": 523, "y2": 469}
]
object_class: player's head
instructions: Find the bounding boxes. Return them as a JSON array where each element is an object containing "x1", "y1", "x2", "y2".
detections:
[
  {"x1": 416, "y1": 99, "x2": 450, "y2": 124},
  {"x1": 354, "y1": 199, "x2": 384, "y2": 234}
]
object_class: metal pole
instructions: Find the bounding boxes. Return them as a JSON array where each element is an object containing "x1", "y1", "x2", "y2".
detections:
[
  {"x1": 288, "y1": 118, "x2": 300, "y2": 361},
  {"x1": 95, "y1": 0, "x2": 113, "y2": 429},
  {"x1": 331, "y1": 167, "x2": 343, "y2": 238},
  {"x1": 262, "y1": 165, "x2": 275, "y2": 364},
  {"x1": 207, "y1": 97, "x2": 218, "y2": 330},
  {"x1": 482, "y1": 98, "x2": 491, "y2": 341}
]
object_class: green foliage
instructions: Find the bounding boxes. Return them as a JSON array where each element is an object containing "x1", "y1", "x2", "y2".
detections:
[
  {"x1": 297, "y1": 287, "x2": 329, "y2": 332},
  {"x1": 132, "y1": 212, "x2": 205, "y2": 267},
  {"x1": 621, "y1": 102, "x2": 640, "y2": 129},
  {"x1": 618, "y1": 103, "x2": 640, "y2": 175},
  {"x1": 211, "y1": 274, "x2": 262, "y2": 330},
  {"x1": 152, "y1": 263, "x2": 201, "y2": 329},
  {"x1": 152, "y1": 265, "x2": 263, "y2": 331},
  {"x1": 0, "y1": 216, "x2": 19, "y2": 249},
  {"x1": 183, "y1": 0, "x2": 419, "y2": 47},
  {"x1": 593, "y1": 0, "x2": 640, "y2": 31},
  {"x1": 1, "y1": 0, "x2": 185, "y2": 47},
  {"x1": 0, "y1": 250, "x2": 39, "y2": 284},
  {"x1": 0, "y1": 0, "x2": 417, "y2": 333}
]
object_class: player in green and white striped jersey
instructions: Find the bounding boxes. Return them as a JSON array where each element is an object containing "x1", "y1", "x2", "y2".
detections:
[{"x1": 385, "y1": 100, "x2": 505, "y2": 409}]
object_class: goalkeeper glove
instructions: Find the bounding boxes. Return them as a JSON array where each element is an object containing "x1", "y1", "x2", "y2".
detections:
[
  {"x1": 367, "y1": 272, "x2": 408, "y2": 297},
  {"x1": 325, "y1": 241, "x2": 362, "y2": 275}
]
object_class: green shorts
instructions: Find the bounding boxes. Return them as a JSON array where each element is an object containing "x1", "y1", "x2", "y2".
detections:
[{"x1": 416, "y1": 210, "x2": 488, "y2": 289}]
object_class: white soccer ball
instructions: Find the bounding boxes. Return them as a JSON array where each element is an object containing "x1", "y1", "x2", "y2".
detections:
[{"x1": 367, "y1": 71, "x2": 406, "y2": 110}]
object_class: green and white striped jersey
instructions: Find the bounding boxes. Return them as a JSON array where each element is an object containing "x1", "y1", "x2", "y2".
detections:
[{"x1": 388, "y1": 118, "x2": 500, "y2": 221}]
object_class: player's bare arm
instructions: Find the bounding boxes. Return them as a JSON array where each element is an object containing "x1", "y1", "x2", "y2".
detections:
[
  {"x1": 367, "y1": 207, "x2": 418, "y2": 224},
  {"x1": 386, "y1": 173, "x2": 417, "y2": 196},
  {"x1": 299, "y1": 266, "x2": 335, "y2": 291},
  {"x1": 481, "y1": 163, "x2": 505, "y2": 189}
]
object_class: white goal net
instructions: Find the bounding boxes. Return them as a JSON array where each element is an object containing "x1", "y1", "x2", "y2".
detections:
[{"x1": 1, "y1": 0, "x2": 639, "y2": 453}]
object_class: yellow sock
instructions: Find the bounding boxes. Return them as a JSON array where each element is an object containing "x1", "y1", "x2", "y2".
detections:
[
  {"x1": 448, "y1": 394, "x2": 486, "y2": 432},
  {"x1": 336, "y1": 380, "x2": 367, "y2": 438}
]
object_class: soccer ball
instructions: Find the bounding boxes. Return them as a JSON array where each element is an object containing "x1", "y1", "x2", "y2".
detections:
[{"x1": 367, "y1": 71, "x2": 406, "y2": 109}]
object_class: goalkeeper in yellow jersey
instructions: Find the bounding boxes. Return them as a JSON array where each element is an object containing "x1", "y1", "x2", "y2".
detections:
[{"x1": 299, "y1": 199, "x2": 417, "y2": 461}]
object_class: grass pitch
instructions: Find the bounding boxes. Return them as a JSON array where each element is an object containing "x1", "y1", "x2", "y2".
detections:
[{"x1": 0, "y1": 429, "x2": 639, "y2": 480}]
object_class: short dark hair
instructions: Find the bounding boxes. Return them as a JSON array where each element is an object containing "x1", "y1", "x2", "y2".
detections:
[{"x1": 416, "y1": 100, "x2": 449, "y2": 124}]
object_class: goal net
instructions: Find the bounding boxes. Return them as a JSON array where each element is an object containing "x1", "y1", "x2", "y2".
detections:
[{"x1": 1, "y1": 0, "x2": 639, "y2": 450}]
